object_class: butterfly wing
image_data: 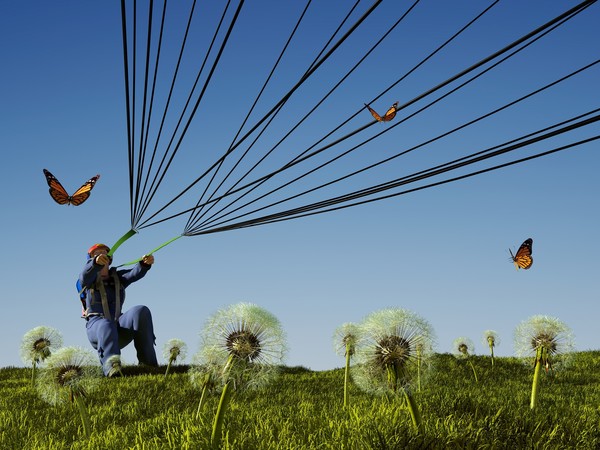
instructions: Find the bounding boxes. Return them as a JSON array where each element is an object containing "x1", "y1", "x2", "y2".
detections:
[
  {"x1": 510, "y1": 238, "x2": 533, "y2": 270},
  {"x1": 69, "y1": 174, "x2": 101, "y2": 206},
  {"x1": 43, "y1": 169, "x2": 70, "y2": 205},
  {"x1": 381, "y1": 102, "x2": 398, "y2": 122},
  {"x1": 364, "y1": 103, "x2": 383, "y2": 122}
]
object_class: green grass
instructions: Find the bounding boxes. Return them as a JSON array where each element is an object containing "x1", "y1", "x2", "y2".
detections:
[{"x1": 2, "y1": 352, "x2": 600, "y2": 449}]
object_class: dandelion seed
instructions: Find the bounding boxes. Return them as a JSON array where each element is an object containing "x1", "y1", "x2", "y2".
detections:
[
  {"x1": 452, "y1": 337, "x2": 478, "y2": 382},
  {"x1": 514, "y1": 315, "x2": 574, "y2": 409},
  {"x1": 482, "y1": 330, "x2": 500, "y2": 367},
  {"x1": 352, "y1": 308, "x2": 436, "y2": 433},
  {"x1": 162, "y1": 339, "x2": 187, "y2": 376},
  {"x1": 35, "y1": 346, "x2": 101, "y2": 437},
  {"x1": 333, "y1": 322, "x2": 361, "y2": 407},
  {"x1": 20, "y1": 326, "x2": 63, "y2": 386}
]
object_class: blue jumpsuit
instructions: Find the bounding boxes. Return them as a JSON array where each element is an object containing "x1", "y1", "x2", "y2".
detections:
[{"x1": 79, "y1": 258, "x2": 158, "y2": 375}]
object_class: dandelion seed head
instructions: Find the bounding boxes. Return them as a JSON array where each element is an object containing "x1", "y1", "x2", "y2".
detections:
[
  {"x1": 57, "y1": 365, "x2": 84, "y2": 387},
  {"x1": 333, "y1": 322, "x2": 361, "y2": 357},
  {"x1": 34, "y1": 338, "x2": 51, "y2": 356},
  {"x1": 162, "y1": 339, "x2": 187, "y2": 363},
  {"x1": 20, "y1": 326, "x2": 63, "y2": 365},
  {"x1": 514, "y1": 315, "x2": 574, "y2": 369},
  {"x1": 482, "y1": 330, "x2": 500, "y2": 348},
  {"x1": 36, "y1": 347, "x2": 101, "y2": 405},
  {"x1": 352, "y1": 308, "x2": 436, "y2": 395},
  {"x1": 197, "y1": 302, "x2": 287, "y2": 390},
  {"x1": 376, "y1": 335, "x2": 411, "y2": 366},
  {"x1": 531, "y1": 333, "x2": 558, "y2": 353},
  {"x1": 226, "y1": 329, "x2": 261, "y2": 361},
  {"x1": 452, "y1": 337, "x2": 475, "y2": 359},
  {"x1": 189, "y1": 351, "x2": 222, "y2": 391}
]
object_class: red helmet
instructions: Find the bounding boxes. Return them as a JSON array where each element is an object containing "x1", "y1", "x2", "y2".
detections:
[{"x1": 87, "y1": 243, "x2": 110, "y2": 258}]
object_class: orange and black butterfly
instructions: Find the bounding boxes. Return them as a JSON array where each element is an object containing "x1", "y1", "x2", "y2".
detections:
[
  {"x1": 509, "y1": 238, "x2": 533, "y2": 270},
  {"x1": 364, "y1": 102, "x2": 399, "y2": 122},
  {"x1": 43, "y1": 169, "x2": 100, "y2": 206}
]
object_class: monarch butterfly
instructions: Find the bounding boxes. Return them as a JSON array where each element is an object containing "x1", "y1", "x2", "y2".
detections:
[
  {"x1": 509, "y1": 238, "x2": 533, "y2": 270},
  {"x1": 364, "y1": 102, "x2": 398, "y2": 122},
  {"x1": 43, "y1": 169, "x2": 100, "y2": 206}
]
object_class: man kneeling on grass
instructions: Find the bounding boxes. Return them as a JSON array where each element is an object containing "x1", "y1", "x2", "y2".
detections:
[{"x1": 78, "y1": 243, "x2": 158, "y2": 377}]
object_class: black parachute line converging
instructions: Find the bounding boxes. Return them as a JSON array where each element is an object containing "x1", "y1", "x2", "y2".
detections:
[
  {"x1": 129, "y1": 0, "x2": 386, "y2": 232},
  {"x1": 184, "y1": 110, "x2": 600, "y2": 235},
  {"x1": 188, "y1": 115, "x2": 600, "y2": 234},
  {"x1": 182, "y1": 59, "x2": 600, "y2": 235},
  {"x1": 180, "y1": 3, "x2": 594, "y2": 235},
  {"x1": 110, "y1": 0, "x2": 598, "y2": 258},
  {"x1": 182, "y1": 0, "x2": 364, "y2": 233},
  {"x1": 181, "y1": 0, "x2": 424, "y2": 234},
  {"x1": 134, "y1": 0, "x2": 500, "y2": 231}
]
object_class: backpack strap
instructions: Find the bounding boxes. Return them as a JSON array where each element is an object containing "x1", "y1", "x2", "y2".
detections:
[
  {"x1": 95, "y1": 271, "x2": 121, "y2": 321},
  {"x1": 113, "y1": 272, "x2": 122, "y2": 320},
  {"x1": 79, "y1": 271, "x2": 122, "y2": 321},
  {"x1": 96, "y1": 274, "x2": 112, "y2": 321}
]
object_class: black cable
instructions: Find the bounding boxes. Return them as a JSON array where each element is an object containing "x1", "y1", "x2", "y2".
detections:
[
  {"x1": 186, "y1": 110, "x2": 600, "y2": 232},
  {"x1": 192, "y1": 59, "x2": 600, "y2": 232},
  {"x1": 184, "y1": 0, "x2": 316, "y2": 231},
  {"x1": 184, "y1": 0, "x2": 422, "y2": 233},
  {"x1": 133, "y1": 0, "x2": 245, "y2": 228},
  {"x1": 131, "y1": 1, "x2": 596, "y2": 233},
  {"x1": 131, "y1": 0, "x2": 138, "y2": 222},
  {"x1": 151, "y1": 106, "x2": 599, "y2": 233},
  {"x1": 132, "y1": 0, "x2": 202, "y2": 227},
  {"x1": 390, "y1": 0, "x2": 597, "y2": 117},
  {"x1": 132, "y1": 0, "x2": 155, "y2": 225},
  {"x1": 185, "y1": 0, "x2": 587, "y2": 231},
  {"x1": 185, "y1": 0, "x2": 496, "y2": 233},
  {"x1": 191, "y1": 133, "x2": 600, "y2": 234},
  {"x1": 184, "y1": 0, "x2": 366, "y2": 230},
  {"x1": 120, "y1": 0, "x2": 134, "y2": 225},
  {"x1": 135, "y1": 0, "x2": 385, "y2": 229},
  {"x1": 135, "y1": 0, "x2": 168, "y2": 226}
]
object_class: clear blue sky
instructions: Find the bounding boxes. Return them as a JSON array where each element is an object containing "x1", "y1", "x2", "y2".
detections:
[{"x1": 1, "y1": 1, "x2": 598, "y2": 371}]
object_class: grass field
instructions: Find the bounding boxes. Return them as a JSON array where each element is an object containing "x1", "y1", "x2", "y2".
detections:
[{"x1": 2, "y1": 352, "x2": 599, "y2": 449}]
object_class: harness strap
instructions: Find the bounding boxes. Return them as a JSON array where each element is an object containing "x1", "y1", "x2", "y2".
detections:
[
  {"x1": 91, "y1": 271, "x2": 122, "y2": 321},
  {"x1": 114, "y1": 273, "x2": 122, "y2": 320},
  {"x1": 96, "y1": 275, "x2": 112, "y2": 321}
]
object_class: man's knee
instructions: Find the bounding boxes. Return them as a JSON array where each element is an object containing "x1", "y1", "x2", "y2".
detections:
[{"x1": 133, "y1": 305, "x2": 153, "y2": 325}]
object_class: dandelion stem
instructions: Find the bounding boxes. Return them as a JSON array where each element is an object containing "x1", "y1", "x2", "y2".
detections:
[
  {"x1": 530, "y1": 352, "x2": 543, "y2": 410},
  {"x1": 211, "y1": 381, "x2": 232, "y2": 448},
  {"x1": 30, "y1": 360, "x2": 37, "y2": 388},
  {"x1": 165, "y1": 358, "x2": 173, "y2": 377},
  {"x1": 73, "y1": 393, "x2": 91, "y2": 437},
  {"x1": 403, "y1": 389, "x2": 423, "y2": 433},
  {"x1": 196, "y1": 380, "x2": 210, "y2": 419},
  {"x1": 468, "y1": 360, "x2": 479, "y2": 383},
  {"x1": 343, "y1": 347, "x2": 351, "y2": 408},
  {"x1": 417, "y1": 349, "x2": 422, "y2": 392}
]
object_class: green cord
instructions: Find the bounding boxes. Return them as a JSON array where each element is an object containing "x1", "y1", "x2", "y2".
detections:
[{"x1": 116, "y1": 234, "x2": 183, "y2": 267}]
